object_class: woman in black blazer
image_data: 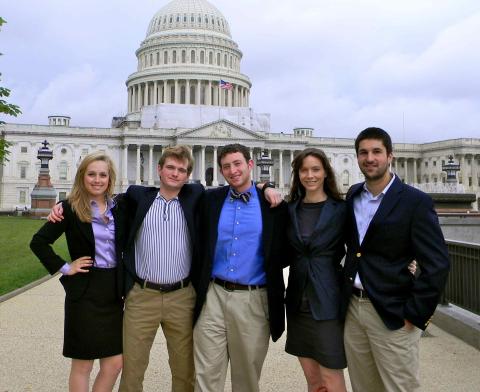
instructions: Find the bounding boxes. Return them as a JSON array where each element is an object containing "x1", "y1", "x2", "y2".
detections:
[
  {"x1": 285, "y1": 148, "x2": 347, "y2": 392},
  {"x1": 30, "y1": 151, "x2": 126, "y2": 392}
]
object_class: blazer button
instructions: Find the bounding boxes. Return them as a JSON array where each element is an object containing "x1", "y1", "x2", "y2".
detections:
[{"x1": 356, "y1": 252, "x2": 361, "y2": 258}]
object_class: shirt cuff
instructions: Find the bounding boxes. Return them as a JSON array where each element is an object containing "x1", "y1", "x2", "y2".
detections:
[{"x1": 59, "y1": 263, "x2": 71, "y2": 275}]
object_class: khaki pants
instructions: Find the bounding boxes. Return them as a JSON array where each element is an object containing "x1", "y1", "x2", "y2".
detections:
[
  {"x1": 193, "y1": 282, "x2": 270, "y2": 392},
  {"x1": 344, "y1": 296, "x2": 422, "y2": 392},
  {"x1": 119, "y1": 283, "x2": 196, "y2": 392}
]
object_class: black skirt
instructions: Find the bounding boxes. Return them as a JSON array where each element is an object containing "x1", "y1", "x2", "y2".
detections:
[
  {"x1": 285, "y1": 304, "x2": 347, "y2": 369},
  {"x1": 63, "y1": 267, "x2": 123, "y2": 360}
]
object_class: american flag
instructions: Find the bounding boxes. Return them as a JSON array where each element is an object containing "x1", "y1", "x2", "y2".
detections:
[{"x1": 220, "y1": 79, "x2": 233, "y2": 90}]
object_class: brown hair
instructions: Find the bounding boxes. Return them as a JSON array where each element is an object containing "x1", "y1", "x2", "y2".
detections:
[
  {"x1": 158, "y1": 145, "x2": 194, "y2": 175},
  {"x1": 68, "y1": 151, "x2": 117, "y2": 222},
  {"x1": 288, "y1": 148, "x2": 342, "y2": 202},
  {"x1": 217, "y1": 143, "x2": 251, "y2": 167}
]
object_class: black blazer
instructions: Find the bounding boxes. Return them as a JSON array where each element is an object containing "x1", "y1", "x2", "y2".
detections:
[
  {"x1": 342, "y1": 176, "x2": 450, "y2": 330},
  {"x1": 30, "y1": 198, "x2": 127, "y2": 300},
  {"x1": 194, "y1": 185, "x2": 288, "y2": 342},
  {"x1": 285, "y1": 198, "x2": 346, "y2": 321},
  {"x1": 123, "y1": 183, "x2": 204, "y2": 295}
]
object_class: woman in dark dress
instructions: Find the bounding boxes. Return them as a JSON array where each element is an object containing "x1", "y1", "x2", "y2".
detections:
[
  {"x1": 285, "y1": 148, "x2": 347, "y2": 392},
  {"x1": 30, "y1": 151, "x2": 126, "y2": 392}
]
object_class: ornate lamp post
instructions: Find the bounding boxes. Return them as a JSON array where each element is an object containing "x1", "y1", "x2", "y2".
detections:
[
  {"x1": 442, "y1": 155, "x2": 461, "y2": 184},
  {"x1": 30, "y1": 140, "x2": 57, "y2": 217},
  {"x1": 256, "y1": 149, "x2": 274, "y2": 183}
]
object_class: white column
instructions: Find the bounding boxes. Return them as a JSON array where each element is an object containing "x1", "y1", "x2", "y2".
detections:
[
  {"x1": 175, "y1": 80, "x2": 179, "y2": 104},
  {"x1": 122, "y1": 145, "x2": 128, "y2": 187},
  {"x1": 268, "y1": 150, "x2": 273, "y2": 181},
  {"x1": 143, "y1": 83, "x2": 148, "y2": 107},
  {"x1": 208, "y1": 80, "x2": 212, "y2": 105},
  {"x1": 413, "y1": 159, "x2": 418, "y2": 184},
  {"x1": 217, "y1": 83, "x2": 221, "y2": 106},
  {"x1": 127, "y1": 87, "x2": 131, "y2": 112},
  {"x1": 460, "y1": 154, "x2": 466, "y2": 185},
  {"x1": 135, "y1": 145, "x2": 141, "y2": 185},
  {"x1": 213, "y1": 146, "x2": 218, "y2": 186},
  {"x1": 197, "y1": 80, "x2": 201, "y2": 105},
  {"x1": 163, "y1": 80, "x2": 167, "y2": 103},
  {"x1": 200, "y1": 146, "x2": 206, "y2": 185},
  {"x1": 250, "y1": 148, "x2": 255, "y2": 181},
  {"x1": 290, "y1": 150, "x2": 294, "y2": 164},
  {"x1": 153, "y1": 81, "x2": 158, "y2": 105},
  {"x1": 473, "y1": 155, "x2": 479, "y2": 187},
  {"x1": 186, "y1": 79, "x2": 190, "y2": 104},
  {"x1": 404, "y1": 158, "x2": 409, "y2": 183},
  {"x1": 279, "y1": 149, "x2": 284, "y2": 188},
  {"x1": 148, "y1": 145, "x2": 154, "y2": 185},
  {"x1": 136, "y1": 85, "x2": 141, "y2": 111}
]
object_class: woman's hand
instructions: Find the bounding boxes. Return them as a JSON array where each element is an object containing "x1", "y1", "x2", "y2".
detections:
[{"x1": 66, "y1": 256, "x2": 93, "y2": 275}]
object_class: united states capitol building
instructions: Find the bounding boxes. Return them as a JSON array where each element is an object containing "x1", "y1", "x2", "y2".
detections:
[{"x1": 1, "y1": 0, "x2": 479, "y2": 211}]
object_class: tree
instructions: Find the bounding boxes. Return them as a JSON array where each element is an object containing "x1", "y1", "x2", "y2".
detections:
[{"x1": 0, "y1": 17, "x2": 22, "y2": 164}]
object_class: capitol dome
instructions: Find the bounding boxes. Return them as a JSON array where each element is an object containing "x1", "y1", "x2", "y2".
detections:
[
  {"x1": 126, "y1": 0, "x2": 251, "y2": 115},
  {"x1": 146, "y1": 0, "x2": 231, "y2": 38}
]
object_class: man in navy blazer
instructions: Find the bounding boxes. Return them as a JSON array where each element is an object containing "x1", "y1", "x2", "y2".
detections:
[{"x1": 342, "y1": 127, "x2": 450, "y2": 392}]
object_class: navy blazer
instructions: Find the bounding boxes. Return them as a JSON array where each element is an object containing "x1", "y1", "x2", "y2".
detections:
[
  {"x1": 194, "y1": 185, "x2": 288, "y2": 342},
  {"x1": 30, "y1": 198, "x2": 127, "y2": 300},
  {"x1": 285, "y1": 198, "x2": 346, "y2": 321},
  {"x1": 122, "y1": 183, "x2": 204, "y2": 295},
  {"x1": 342, "y1": 176, "x2": 450, "y2": 330}
]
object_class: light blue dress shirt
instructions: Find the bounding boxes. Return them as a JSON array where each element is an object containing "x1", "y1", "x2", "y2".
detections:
[{"x1": 212, "y1": 183, "x2": 266, "y2": 285}]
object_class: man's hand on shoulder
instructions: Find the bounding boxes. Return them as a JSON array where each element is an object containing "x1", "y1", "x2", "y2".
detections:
[
  {"x1": 264, "y1": 187, "x2": 283, "y2": 208},
  {"x1": 47, "y1": 203, "x2": 64, "y2": 223}
]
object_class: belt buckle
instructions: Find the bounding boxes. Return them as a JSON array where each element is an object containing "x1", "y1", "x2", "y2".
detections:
[{"x1": 223, "y1": 280, "x2": 235, "y2": 292}]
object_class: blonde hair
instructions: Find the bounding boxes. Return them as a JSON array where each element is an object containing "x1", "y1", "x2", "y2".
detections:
[{"x1": 68, "y1": 151, "x2": 117, "y2": 222}]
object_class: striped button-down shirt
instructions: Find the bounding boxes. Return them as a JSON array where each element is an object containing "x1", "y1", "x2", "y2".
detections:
[{"x1": 134, "y1": 193, "x2": 192, "y2": 284}]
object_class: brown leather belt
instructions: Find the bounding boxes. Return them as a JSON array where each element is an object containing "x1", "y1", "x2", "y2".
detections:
[
  {"x1": 352, "y1": 287, "x2": 369, "y2": 299},
  {"x1": 213, "y1": 277, "x2": 266, "y2": 291},
  {"x1": 137, "y1": 277, "x2": 190, "y2": 292}
]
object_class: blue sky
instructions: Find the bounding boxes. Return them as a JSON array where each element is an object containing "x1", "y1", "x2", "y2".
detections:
[{"x1": 2, "y1": 0, "x2": 480, "y2": 142}]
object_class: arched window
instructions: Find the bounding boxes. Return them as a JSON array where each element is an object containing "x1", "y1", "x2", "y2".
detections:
[
  {"x1": 181, "y1": 50, "x2": 186, "y2": 63},
  {"x1": 224, "y1": 54, "x2": 227, "y2": 67},
  {"x1": 180, "y1": 85, "x2": 186, "y2": 104},
  {"x1": 149, "y1": 53, "x2": 153, "y2": 66},
  {"x1": 217, "y1": 52, "x2": 220, "y2": 65},
  {"x1": 200, "y1": 51, "x2": 205, "y2": 64},
  {"x1": 172, "y1": 50, "x2": 177, "y2": 63},
  {"x1": 191, "y1": 50, "x2": 196, "y2": 63},
  {"x1": 156, "y1": 52, "x2": 160, "y2": 65},
  {"x1": 164, "y1": 51, "x2": 168, "y2": 64},
  {"x1": 209, "y1": 51, "x2": 213, "y2": 64},
  {"x1": 230, "y1": 56, "x2": 233, "y2": 68},
  {"x1": 190, "y1": 85, "x2": 196, "y2": 104}
]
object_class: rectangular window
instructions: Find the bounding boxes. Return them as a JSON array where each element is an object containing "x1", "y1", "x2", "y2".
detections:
[
  {"x1": 433, "y1": 161, "x2": 437, "y2": 166},
  {"x1": 59, "y1": 191, "x2": 67, "y2": 201},
  {"x1": 19, "y1": 190, "x2": 26, "y2": 204},
  {"x1": 59, "y1": 165, "x2": 67, "y2": 180},
  {"x1": 20, "y1": 166, "x2": 26, "y2": 179},
  {"x1": 21, "y1": 146, "x2": 28, "y2": 153},
  {"x1": 425, "y1": 162, "x2": 428, "y2": 167}
]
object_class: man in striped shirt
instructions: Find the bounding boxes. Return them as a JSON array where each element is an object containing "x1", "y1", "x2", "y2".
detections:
[{"x1": 119, "y1": 145, "x2": 204, "y2": 392}]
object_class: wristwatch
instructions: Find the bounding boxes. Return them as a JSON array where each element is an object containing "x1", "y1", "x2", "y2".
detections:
[{"x1": 261, "y1": 182, "x2": 276, "y2": 193}]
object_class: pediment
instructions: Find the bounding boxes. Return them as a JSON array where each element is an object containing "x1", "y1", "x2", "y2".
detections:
[{"x1": 177, "y1": 120, "x2": 265, "y2": 140}]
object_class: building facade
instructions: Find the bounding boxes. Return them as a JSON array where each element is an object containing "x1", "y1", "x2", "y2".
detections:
[{"x1": 1, "y1": 0, "x2": 479, "y2": 211}]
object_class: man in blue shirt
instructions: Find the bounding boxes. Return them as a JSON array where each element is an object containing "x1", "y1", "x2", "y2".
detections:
[{"x1": 193, "y1": 144, "x2": 288, "y2": 392}]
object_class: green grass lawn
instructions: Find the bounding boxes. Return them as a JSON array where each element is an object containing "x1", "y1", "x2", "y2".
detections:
[{"x1": 0, "y1": 216, "x2": 69, "y2": 296}]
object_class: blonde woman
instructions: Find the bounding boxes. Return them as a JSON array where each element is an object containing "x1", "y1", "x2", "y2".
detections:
[{"x1": 30, "y1": 152, "x2": 126, "y2": 392}]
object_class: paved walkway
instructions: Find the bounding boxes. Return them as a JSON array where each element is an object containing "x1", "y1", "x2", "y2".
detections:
[{"x1": 1, "y1": 276, "x2": 479, "y2": 392}]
